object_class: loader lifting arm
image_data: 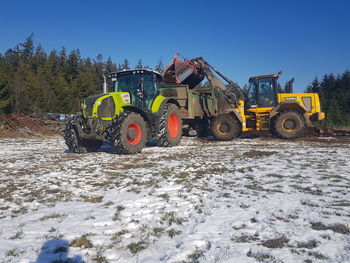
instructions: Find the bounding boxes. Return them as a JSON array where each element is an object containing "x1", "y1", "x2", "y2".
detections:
[
  {"x1": 163, "y1": 53, "x2": 243, "y2": 108},
  {"x1": 191, "y1": 57, "x2": 244, "y2": 107}
]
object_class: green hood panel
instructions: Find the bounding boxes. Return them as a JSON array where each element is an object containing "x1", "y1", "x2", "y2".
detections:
[{"x1": 83, "y1": 92, "x2": 131, "y2": 120}]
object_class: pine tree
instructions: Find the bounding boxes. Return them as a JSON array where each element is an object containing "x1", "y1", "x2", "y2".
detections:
[
  {"x1": 155, "y1": 58, "x2": 164, "y2": 73},
  {"x1": 120, "y1": 59, "x2": 130, "y2": 70},
  {"x1": 20, "y1": 33, "x2": 34, "y2": 60},
  {"x1": 135, "y1": 59, "x2": 143, "y2": 69},
  {"x1": 305, "y1": 77, "x2": 320, "y2": 93}
]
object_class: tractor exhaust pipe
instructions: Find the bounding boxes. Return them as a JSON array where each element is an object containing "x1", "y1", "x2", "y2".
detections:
[{"x1": 102, "y1": 75, "x2": 107, "y2": 93}]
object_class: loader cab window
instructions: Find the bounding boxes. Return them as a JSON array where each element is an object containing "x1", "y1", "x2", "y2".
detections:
[
  {"x1": 258, "y1": 77, "x2": 277, "y2": 107},
  {"x1": 246, "y1": 80, "x2": 258, "y2": 108}
]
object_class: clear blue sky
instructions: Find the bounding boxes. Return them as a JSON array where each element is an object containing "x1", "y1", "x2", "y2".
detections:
[{"x1": 1, "y1": 0, "x2": 349, "y2": 92}]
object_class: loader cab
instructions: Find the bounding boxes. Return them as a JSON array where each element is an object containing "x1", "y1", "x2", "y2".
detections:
[
  {"x1": 245, "y1": 74, "x2": 279, "y2": 110},
  {"x1": 109, "y1": 69, "x2": 162, "y2": 110}
]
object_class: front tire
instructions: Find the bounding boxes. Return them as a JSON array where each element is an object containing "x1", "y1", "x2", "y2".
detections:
[
  {"x1": 156, "y1": 103, "x2": 182, "y2": 147},
  {"x1": 210, "y1": 114, "x2": 240, "y2": 141},
  {"x1": 274, "y1": 111, "x2": 305, "y2": 139},
  {"x1": 107, "y1": 112, "x2": 147, "y2": 154},
  {"x1": 64, "y1": 118, "x2": 103, "y2": 153}
]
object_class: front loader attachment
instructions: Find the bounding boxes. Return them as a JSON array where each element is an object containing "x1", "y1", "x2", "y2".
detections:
[{"x1": 163, "y1": 53, "x2": 205, "y2": 88}]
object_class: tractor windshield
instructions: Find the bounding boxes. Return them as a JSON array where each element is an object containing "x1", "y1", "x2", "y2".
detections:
[
  {"x1": 115, "y1": 73, "x2": 141, "y2": 93},
  {"x1": 114, "y1": 71, "x2": 158, "y2": 109}
]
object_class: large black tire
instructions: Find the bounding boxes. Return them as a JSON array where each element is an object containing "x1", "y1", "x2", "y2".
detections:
[
  {"x1": 196, "y1": 118, "x2": 210, "y2": 137},
  {"x1": 107, "y1": 112, "x2": 147, "y2": 154},
  {"x1": 273, "y1": 111, "x2": 305, "y2": 139},
  {"x1": 210, "y1": 114, "x2": 241, "y2": 141},
  {"x1": 64, "y1": 118, "x2": 103, "y2": 153},
  {"x1": 156, "y1": 103, "x2": 182, "y2": 147}
]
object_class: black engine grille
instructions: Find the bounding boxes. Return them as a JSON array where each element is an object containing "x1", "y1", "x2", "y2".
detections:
[
  {"x1": 85, "y1": 94, "x2": 107, "y2": 117},
  {"x1": 97, "y1": 96, "x2": 115, "y2": 118}
]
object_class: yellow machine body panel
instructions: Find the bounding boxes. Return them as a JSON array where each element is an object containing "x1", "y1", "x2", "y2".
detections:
[
  {"x1": 241, "y1": 93, "x2": 325, "y2": 132},
  {"x1": 278, "y1": 93, "x2": 325, "y2": 121}
]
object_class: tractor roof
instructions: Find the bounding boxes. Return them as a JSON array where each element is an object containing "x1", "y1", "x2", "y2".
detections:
[{"x1": 109, "y1": 69, "x2": 162, "y2": 78}]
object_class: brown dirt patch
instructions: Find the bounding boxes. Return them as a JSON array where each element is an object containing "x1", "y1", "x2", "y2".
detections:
[{"x1": 0, "y1": 114, "x2": 64, "y2": 138}]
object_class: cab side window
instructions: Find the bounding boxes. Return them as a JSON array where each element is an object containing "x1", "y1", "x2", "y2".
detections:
[
  {"x1": 143, "y1": 74, "x2": 157, "y2": 107},
  {"x1": 246, "y1": 82, "x2": 258, "y2": 108},
  {"x1": 258, "y1": 78, "x2": 277, "y2": 107}
]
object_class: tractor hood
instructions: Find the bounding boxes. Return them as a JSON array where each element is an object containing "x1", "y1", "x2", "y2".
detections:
[{"x1": 84, "y1": 92, "x2": 131, "y2": 120}]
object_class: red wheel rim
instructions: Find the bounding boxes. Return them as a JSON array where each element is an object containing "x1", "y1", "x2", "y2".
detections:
[
  {"x1": 168, "y1": 113, "x2": 180, "y2": 138},
  {"x1": 127, "y1": 122, "x2": 142, "y2": 145}
]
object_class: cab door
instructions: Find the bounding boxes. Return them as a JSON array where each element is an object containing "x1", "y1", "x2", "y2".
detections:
[{"x1": 245, "y1": 77, "x2": 277, "y2": 130}]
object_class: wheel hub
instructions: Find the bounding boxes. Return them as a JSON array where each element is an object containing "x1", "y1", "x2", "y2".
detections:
[
  {"x1": 219, "y1": 123, "x2": 229, "y2": 133},
  {"x1": 127, "y1": 128, "x2": 137, "y2": 140},
  {"x1": 127, "y1": 122, "x2": 142, "y2": 145},
  {"x1": 283, "y1": 119, "x2": 296, "y2": 130}
]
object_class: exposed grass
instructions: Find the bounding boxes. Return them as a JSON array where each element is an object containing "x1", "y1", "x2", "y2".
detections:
[
  {"x1": 262, "y1": 235, "x2": 289, "y2": 248},
  {"x1": 167, "y1": 229, "x2": 182, "y2": 238},
  {"x1": 231, "y1": 235, "x2": 259, "y2": 243},
  {"x1": 110, "y1": 230, "x2": 128, "y2": 242},
  {"x1": 70, "y1": 234, "x2": 93, "y2": 248},
  {"x1": 297, "y1": 239, "x2": 318, "y2": 249},
  {"x1": 6, "y1": 249, "x2": 20, "y2": 257},
  {"x1": 266, "y1": 173, "x2": 283, "y2": 178},
  {"x1": 39, "y1": 213, "x2": 67, "y2": 221},
  {"x1": 161, "y1": 211, "x2": 184, "y2": 226},
  {"x1": 81, "y1": 195, "x2": 103, "y2": 203},
  {"x1": 308, "y1": 251, "x2": 328, "y2": 260},
  {"x1": 11, "y1": 207, "x2": 28, "y2": 217},
  {"x1": 311, "y1": 222, "x2": 350, "y2": 234},
  {"x1": 127, "y1": 241, "x2": 147, "y2": 255},
  {"x1": 158, "y1": 193, "x2": 170, "y2": 202},
  {"x1": 112, "y1": 205, "x2": 125, "y2": 221},
  {"x1": 9, "y1": 229, "x2": 24, "y2": 240},
  {"x1": 92, "y1": 246, "x2": 108, "y2": 263},
  {"x1": 48, "y1": 227, "x2": 57, "y2": 233},
  {"x1": 247, "y1": 249, "x2": 275, "y2": 262},
  {"x1": 152, "y1": 227, "x2": 165, "y2": 237},
  {"x1": 103, "y1": 201, "x2": 113, "y2": 207},
  {"x1": 187, "y1": 249, "x2": 204, "y2": 263}
]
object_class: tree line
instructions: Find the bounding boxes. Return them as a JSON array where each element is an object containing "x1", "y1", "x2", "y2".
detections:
[
  {"x1": 0, "y1": 35, "x2": 349, "y2": 127},
  {"x1": 0, "y1": 34, "x2": 164, "y2": 114},
  {"x1": 305, "y1": 72, "x2": 350, "y2": 127}
]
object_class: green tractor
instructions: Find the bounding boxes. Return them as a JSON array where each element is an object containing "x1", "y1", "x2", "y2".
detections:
[{"x1": 64, "y1": 69, "x2": 182, "y2": 154}]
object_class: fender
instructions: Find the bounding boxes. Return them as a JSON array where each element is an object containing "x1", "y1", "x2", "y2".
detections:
[
  {"x1": 270, "y1": 101, "x2": 310, "y2": 124},
  {"x1": 151, "y1": 96, "x2": 180, "y2": 114},
  {"x1": 225, "y1": 108, "x2": 243, "y2": 123},
  {"x1": 122, "y1": 106, "x2": 152, "y2": 126}
]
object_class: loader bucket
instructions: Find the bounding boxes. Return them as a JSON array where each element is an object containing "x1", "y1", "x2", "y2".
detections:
[{"x1": 163, "y1": 53, "x2": 205, "y2": 88}]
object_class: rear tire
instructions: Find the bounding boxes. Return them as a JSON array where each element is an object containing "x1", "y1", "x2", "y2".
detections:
[
  {"x1": 107, "y1": 112, "x2": 147, "y2": 154},
  {"x1": 210, "y1": 114, "x2": 240, "y2": 141},
  {"x1": 64, "y1": 118, "x2": 103, "y2": 153},
  {"x1": 274, "y1": 111, "x2": 305, "y2": 139},
  {"x1": 156, "y1": 103, "x2": 182, "y2": 147}
]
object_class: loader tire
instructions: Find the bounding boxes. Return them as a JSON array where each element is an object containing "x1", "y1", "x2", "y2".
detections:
[
  {"x1": 107, "y1": 111, "x2": 147, "y2": 154},
  {"x1": 196, "y1": 119, "x2": 210, "y2": 137},
  {"x1": 156, "y1": 103, "x2": 182, "y2": 147},
  {"x1": 210, "y1": 114, "x2": 240, "y2": 141},
  {"x1": 64, "y1": 118, "x2": 103, "y2": 153},
  {"x1": 274, "y1": 111, "x2": 305, "y2": 139}
]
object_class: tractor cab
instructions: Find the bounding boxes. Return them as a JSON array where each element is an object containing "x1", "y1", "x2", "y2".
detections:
[{"x1": 109, "y1": 69, "x2": 162, "y2": 110}]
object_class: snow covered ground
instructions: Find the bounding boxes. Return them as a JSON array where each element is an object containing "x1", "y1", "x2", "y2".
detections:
[{"x1": 0, "y1": 135, "x2": 349, "y2": 263}]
